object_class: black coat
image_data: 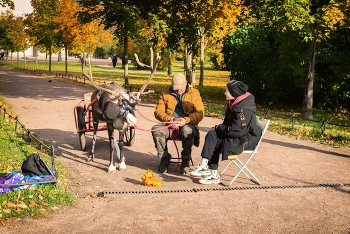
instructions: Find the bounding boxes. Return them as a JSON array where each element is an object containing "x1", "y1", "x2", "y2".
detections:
[
  {"x1": 112, "y1": 56, "x2": 117, "y2": 66},
  {"x1": 215, "y1": 94, "x2": 262, "y2": 159}
]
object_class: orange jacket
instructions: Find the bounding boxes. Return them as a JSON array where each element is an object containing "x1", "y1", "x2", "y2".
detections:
[{"x1": 154, "y1": 85, "x2": 204, "y2": 125}]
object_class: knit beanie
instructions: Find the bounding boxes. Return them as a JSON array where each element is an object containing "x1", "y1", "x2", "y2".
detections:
[{"x1": 226, "y1": 80, "x2": 248, "y2": 98}]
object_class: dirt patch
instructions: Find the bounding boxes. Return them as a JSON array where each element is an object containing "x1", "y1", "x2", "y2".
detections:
[{"x1": 0, "y1": 67, "x2": 349, "y2": 233}]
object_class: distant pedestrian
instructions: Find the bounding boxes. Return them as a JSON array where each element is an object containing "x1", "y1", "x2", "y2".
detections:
[{"x1": 112, "y1": 54, "x2": 117, "y2": 69}]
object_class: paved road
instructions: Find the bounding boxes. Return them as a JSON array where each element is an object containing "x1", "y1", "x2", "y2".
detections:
[{"x1": 0, "y1": 66, "x2": 349, "y2": 233}]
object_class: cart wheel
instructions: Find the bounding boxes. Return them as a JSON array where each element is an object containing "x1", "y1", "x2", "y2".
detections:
[
  {"x1": 124, "y1": 127, "x2": 135, "y2": 146},
  {"x1": 75, "y1": 106, "x2": 87, "y2": 151},
  {"x1": 79, "y1": 132, "x2": 86, "y2": 151},
  {"x1": 76, "y1": 106, "x2": 87, "y2": 130}
]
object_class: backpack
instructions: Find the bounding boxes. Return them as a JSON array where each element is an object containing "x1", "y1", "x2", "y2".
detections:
[{"x1": 21, "y1": 153, "x2": 52, "y2": 176}]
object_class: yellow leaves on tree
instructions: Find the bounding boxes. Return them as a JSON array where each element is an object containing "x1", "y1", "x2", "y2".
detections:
[
  {"x1": 322, "y1": 5, "x2": 345, "y2": 30},
  {"x1": 141, "y1": 169, "x2": 162, "y2": 187},
  {"x1": 71, "y1": 19, "x2": 115, "y2": 56},
  {"x1": 54, "y1": 0, "x2": 80, "y2": 44},
  {"x1": 3, "y1": 13, "x2": 29, "y2": 51},
  {"x1": 208, "y1": 1, "x2": 251, "y2": 69}
]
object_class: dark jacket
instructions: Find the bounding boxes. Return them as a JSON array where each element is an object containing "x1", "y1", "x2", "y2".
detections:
[{"x1": 215, "y1": 94, "x2": 262, "y2": 159}]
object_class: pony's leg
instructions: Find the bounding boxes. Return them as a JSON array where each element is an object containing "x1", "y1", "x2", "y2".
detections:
[
  {"x1": 107, "y1": 123, "x2": 117, "y2": 173},
  {"x1": 88, "y1": 120, "x2": 99, "y2": 162},
  {"x1": 118, "y1": 130, "x2": 126, "y2": 170}
]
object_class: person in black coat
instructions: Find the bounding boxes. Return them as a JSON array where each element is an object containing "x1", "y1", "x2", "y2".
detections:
[
  {"x1": 190, "y1": 80, "x2": 262, "y2": 184},
  {"x1": 112, "y1": 54, "x2": 117, "y2": 69}
]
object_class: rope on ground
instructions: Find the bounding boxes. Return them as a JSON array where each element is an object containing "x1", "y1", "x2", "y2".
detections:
[{"x1": 102, "y1": 183, "x2": 350, "y2": 195}]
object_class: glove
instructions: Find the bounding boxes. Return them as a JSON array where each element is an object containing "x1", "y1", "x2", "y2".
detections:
[{"x1": 215, "y1": 124, "x2": 227, "y2": 139}]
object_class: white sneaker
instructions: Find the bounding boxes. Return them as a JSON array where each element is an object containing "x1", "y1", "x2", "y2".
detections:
[
  {"x1": 190, "y1": 165, "x2": 211, "y2": 177},
  {"x1": 199, "y1": 174, "x2": 221, "y2": 185}
]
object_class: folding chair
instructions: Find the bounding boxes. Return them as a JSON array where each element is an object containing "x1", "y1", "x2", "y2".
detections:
[
  {"x1": 220, "y1": 118, "x2": 270, "y2": 187},
  {"x1": 168, "y1": 139, "x2": 195, "y2": 172}
]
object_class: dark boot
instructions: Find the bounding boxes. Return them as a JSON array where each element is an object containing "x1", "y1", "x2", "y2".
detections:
[
  {"x1": 180, "y1": 158, "x2": 190, "y2": 174},
  {"x1": 167, "y1": 153, "x2": 172, "y2": 165},
  {"x1": 158, "y1": 155, "x2": 169, "y2": 173}
]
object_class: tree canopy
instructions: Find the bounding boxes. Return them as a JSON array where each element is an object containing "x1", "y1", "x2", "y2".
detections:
[
  {"x1": 0, "y1": 0, "x2": 14, "y2": 9},
  {"x1": 1, "y1": 0, "x2": 349, "y2": 112},
  {"x1": 224, "y1": 0, "x2": 350, "y2": 114}
]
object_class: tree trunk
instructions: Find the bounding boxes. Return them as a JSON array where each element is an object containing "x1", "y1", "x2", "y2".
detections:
[
  {"x1": 167, "y1": 49, "x2": 172, "y2": 75},
  {"x1": 191, "y1": 56, "x2": 196, "y2": 87},
  {"x1": 199, "y1": 29, "x2": 205, "y2": 86},
  {"x1": 123, "y1": 35, "x2": 129, "y2": 86},
  {"x1": 49, "y1": 46, "x2": 52, "y2": 72},
  {"x1": 64, "y1": 45, "x2": 68, "y2": 74},
  {"x1": 185, "y1": 46, "x2": 191, "y2": 83},
  {"x1": 57, "y1": 51, "x2": 62, "y2": 62},
  {"x1": 35, "y1": 48, "x2": 38, "y2": 70},
  {"x1": 16, "y1": 51, "x2": 19, "y2": 67},
  {"x1": 302, "y1": 39, "x2": 316, "y2": 120},
  {"x1": 23, "y1": 51, "x2": 26, "y2": 69}
]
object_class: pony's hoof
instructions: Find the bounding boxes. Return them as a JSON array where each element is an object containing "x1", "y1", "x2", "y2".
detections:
[
  {"x1": 108, "y1": 165, "x2": 117, "y2": 173},
  {"x1": 118, "y1": 161, "x2": 127, "y2": 170},
  {"x1": 86, "y1": 157, "x2": 93, "y2": 162}
]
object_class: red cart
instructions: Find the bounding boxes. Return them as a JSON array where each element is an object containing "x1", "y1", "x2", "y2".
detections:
[{"x1": 74, "y1": 92, "x2": 135, "y2": 151}]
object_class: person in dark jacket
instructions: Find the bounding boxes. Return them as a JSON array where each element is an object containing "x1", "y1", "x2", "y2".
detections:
[
  {"x1": 112, "y1": 54, "x2": 117, "y2": 69},
  {"x1": 190, "y1": 80, "x2": 262, "y2": 184}
]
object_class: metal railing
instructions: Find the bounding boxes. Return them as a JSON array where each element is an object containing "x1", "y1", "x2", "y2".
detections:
[
  {"x1": 263, "y1": 108, "x2": 350, "y2": 135},
  {"x1": 0, "y1": 105, "x2": 58, "y2": 186}
]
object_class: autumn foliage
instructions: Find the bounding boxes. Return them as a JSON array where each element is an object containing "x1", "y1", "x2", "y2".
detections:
[{"x1": 141, "y1": 169, "x2": 163, "y2": 187}]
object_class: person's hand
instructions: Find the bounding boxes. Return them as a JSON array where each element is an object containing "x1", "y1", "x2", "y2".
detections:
[
  {"x1": 210, "y1": 124, "x2": 216, "y2": 129},
  {"x1": 177, "y1": 118, "x2": 186, "y2": 127},
  {"x1": 172, "y1": 118, "x2": 186, "y2": 129}
]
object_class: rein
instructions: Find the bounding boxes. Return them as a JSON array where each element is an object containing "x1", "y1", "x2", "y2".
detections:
[{"x1": 133, "y1": 109, "x2": 176, "y2": 132}]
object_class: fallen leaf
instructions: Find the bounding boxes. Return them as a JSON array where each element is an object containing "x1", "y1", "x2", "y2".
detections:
[
  {"x1": 6, "y1": 202, "x2": 16, "y2": 208},
  {"x1": 15, "y1": 207, "x2": 23, "y2": 212},
  {"x1": 90, "y1": 193, "x2": 97, "y2": 198},
  {"x1": 51, "y1": 207, "x2": 59, "y2": 211},
  {"x1": 38, "y1": 195, "x2": 44, "y2": 200},
  {"x1": 17, "y1": 203, "x2": 28, "y2": 209},
  {"x1": 3, "y1": 209, "x2": 11, "y2": 214},
  {"x1": 157, "y1": 218, "x2": 168, "y2": 222},
  {"x1": 29, "y1": 200, "x2": 36, "y2": 207},
  {"x1": 40, "y1": 202, "x2": 49, "y2": 206},
  {"x1": 39, "y1": 209, "x2": 47, "y2": 216},
  {"x1": 141, "y1": 169, "x2": 163, "y2": 187}
]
